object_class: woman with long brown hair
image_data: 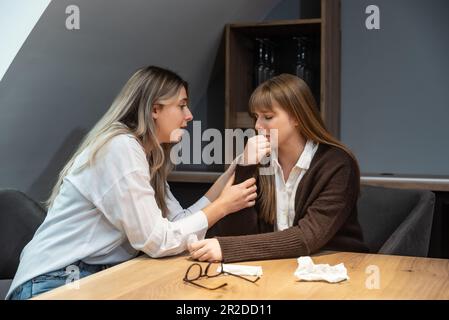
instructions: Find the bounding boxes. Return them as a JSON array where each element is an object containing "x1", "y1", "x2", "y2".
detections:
[
  {"x1": 189, "y1": 73, "x2": 367, "y2": 262},
  {"x1": 7, "y1": 66, "x2": 257, "y2": 299}
]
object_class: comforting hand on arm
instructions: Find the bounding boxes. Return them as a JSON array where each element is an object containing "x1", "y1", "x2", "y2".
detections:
[
  {"x1": 202, "y1": 174, "x2": 257, "y2": 227},
  {"x1": 203, "y1": 134, "x2": 270, "y2": 203},
  {"x1": 204, "y1": 161, "x2": 236, "y2": 202}
]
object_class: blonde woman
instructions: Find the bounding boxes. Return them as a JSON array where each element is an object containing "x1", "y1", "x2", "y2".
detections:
[
  {"x1": 190, "y1": 74, "x2": 368, "y2": 262},
  {"x1": 7, "y1": 66, "x2": 256, "y2": 299}
]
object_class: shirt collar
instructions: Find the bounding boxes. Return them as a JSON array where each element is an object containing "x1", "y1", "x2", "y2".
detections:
[
  {"x1": 295, "y1": 139, "x2": 318, "y2": 170},
  {"x1": 271, "y1": 139, "x2": 318, "y2": 171}
]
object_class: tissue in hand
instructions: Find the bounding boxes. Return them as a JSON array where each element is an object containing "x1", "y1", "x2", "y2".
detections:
[{"x1": 294, "y1": 256, "x2": 349, "y2": 283}]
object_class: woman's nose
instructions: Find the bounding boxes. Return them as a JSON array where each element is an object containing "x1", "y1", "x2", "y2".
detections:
[
  {"x1": 255, "y1": 118, "x2": 264, "y2": 131},
  {"x1": 185, "y1": 107, "x2": 193, "y2": 122}
]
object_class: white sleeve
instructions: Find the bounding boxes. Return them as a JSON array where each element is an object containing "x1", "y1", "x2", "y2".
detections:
[
  {"x1": 165, "y1": 183, "x2": 211, "y2": 222},
  {"x1": 98, "y1": 170, "x2": 208, "y2": 258},
  {"x1": 69, "y1": 135, "x2": 209, "y2": 258},
  {"x1": 163, "y1": 154, "x2": 241, "y2": 221},
  {"x1": 234, "y1": 153, "x2": 244, "y2": 165}
]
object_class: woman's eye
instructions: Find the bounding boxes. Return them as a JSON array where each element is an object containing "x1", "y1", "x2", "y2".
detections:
[
  {"x1": 179, "y1": 104, "x2": 188, "y2": 109},
  {"x1": 264, "y1": 116, "x2": 273, "y2": 120}
]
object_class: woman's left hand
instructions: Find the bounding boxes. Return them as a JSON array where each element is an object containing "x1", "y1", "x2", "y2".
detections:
[
  {"x1": 204, "y1": 162, "x2": 237, "y2": 202},
  {"x1": 188, "y1": 239, "x2": 223, "y2": 262}
]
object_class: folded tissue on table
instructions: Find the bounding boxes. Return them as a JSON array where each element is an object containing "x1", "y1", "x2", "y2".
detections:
[{"x1": 217, "y1": 264, "x2": 263, "y2": 277}]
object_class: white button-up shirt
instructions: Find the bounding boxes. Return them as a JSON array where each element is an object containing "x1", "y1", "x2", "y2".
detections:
[
  {"x1": 272, "y1": 140, "x2": 319, "y2": 231},
  {"x1": 7, "y1": 134, "x2": 209, "y2": 299}
]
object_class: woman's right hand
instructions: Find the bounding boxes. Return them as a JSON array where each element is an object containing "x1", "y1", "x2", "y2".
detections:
[
  {"x1": 242, "y1": 135, "x2": 271, "y2": 165},
  {"x1": 217, "y1": 174, "x2": 257, "y2": 215}
]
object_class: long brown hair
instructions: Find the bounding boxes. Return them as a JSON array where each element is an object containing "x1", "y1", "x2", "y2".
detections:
[
  {"x1": 47, "y1": 66, "x2": 187, "y2": 217},
  {"x1": 249, "y1": 73, "x2": 360, "y2": 224}
]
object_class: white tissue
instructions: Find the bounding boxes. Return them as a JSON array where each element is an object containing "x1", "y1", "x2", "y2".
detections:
[
  {"x1": 217, "y1": 264, "x2": 263, "y2": 277},
  {"x1": 294, "y1": 256, "x2": 349, "y2": 283}
]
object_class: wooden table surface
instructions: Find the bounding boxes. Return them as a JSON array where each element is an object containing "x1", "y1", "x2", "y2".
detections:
[{"x1": 34, "y1": 251, "x2": 449, "y2": 300}]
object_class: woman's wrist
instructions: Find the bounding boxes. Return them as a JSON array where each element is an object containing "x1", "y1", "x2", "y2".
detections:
[
  {"x1": 203, "y1": 199, "x2": 228, "y2": 226},
  {"x1": 213, "y1": 197, "x2": 229, "y2": 217}
]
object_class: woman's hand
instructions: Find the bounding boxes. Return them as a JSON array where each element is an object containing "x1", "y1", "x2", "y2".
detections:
[
  {"x1": 204, "y1": 162, "x2": 237, "y2": 202},
  {"x1": 242, "y1": 135, "x2": 271, "y2": 165},
  {"x1": 217, "y1": 174, "x2": 257, "y2": 215},
  {"x1": 188, "y1": 238, "x2": 222, "y2": 262},
  {"x1": 202, "y1": 174, "x2": 256, "y2": 226}
]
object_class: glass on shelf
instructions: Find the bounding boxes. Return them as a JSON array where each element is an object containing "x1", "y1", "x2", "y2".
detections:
[
  {"x1": 254, "y1": 38, "x2": 265, "y2": 88},
  {"x1": 268, "y1": 42, "x2": 276, "y2": 80},
  {"x1": 293, "y1": 36, "x2": 313, "y2": 88},
  {"x1": 263, "y1": 38, "x2": 277, "y2": 82},
  {"x1": 253, "y1": 38, "x2": 277, "y2": 88}
]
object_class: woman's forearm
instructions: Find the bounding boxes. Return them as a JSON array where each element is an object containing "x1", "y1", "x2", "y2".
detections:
[
  {"x1": 204, "y1": 163, "x2": 236, "y2": 202},
  {"x1": 202, "y1": 198, "x2": 228, "y2": 227}
]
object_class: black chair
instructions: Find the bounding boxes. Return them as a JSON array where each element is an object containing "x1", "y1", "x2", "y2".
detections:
[
  {"x1": 0, "y1": 189, "x2": 46, "y2": 299},
  {"x1": 357, "y1": 185, "x2": 435, "y2": 257}
]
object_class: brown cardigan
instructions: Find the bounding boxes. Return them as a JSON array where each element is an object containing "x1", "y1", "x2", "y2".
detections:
[{"x1": 206, "y1": 144, "x2": 368, "y2": 263}]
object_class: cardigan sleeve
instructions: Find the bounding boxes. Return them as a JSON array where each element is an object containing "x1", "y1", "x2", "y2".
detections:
[
  {"x1": 234, "y1": 164, "x2": 258, "y2": 183},
  {"x1": 206, "y1": 164, "x2": 260, "y2": 237},
  {"x1": 217, "y1": 159, "x2": 359, "y2": 262}
]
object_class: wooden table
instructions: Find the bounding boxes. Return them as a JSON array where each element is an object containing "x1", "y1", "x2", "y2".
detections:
[{"x1": 34, "y1": 251, "x2": 449, "y2": 300}]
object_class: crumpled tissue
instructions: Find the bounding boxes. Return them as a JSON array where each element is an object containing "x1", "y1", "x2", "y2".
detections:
[{"x1": 294, "y1": 256, "x2": 349, "y2": 283}]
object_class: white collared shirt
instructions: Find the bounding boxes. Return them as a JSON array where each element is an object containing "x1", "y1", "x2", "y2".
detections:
[
  {"x1": 7, "y1": 134, "x2": 210, "y2": 299},
  {"x1": 272, "y1": 140, "x2": 319, "y2": 231}
]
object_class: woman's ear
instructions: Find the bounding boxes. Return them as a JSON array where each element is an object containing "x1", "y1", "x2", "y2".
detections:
[{"x1": 152, "y1": 105, "x2": 160, "y2": 120}]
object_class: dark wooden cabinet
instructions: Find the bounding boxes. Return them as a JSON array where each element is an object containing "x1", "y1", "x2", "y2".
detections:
[{"x1": 225, "y1": 0, "x2": 341, "y2": 138}]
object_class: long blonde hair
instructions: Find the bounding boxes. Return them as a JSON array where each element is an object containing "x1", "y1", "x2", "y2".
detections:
[
  {"x1": 46, "y1": 66, "x2": 188, "y2": 217},
  {"x1": 249, "y1": 73, "x2": 360, "y2": 224}
]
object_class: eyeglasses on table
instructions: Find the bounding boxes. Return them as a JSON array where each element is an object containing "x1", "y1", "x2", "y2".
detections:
[{"x1": 183, "y1": 262, "x2": 260, "y2": 290}]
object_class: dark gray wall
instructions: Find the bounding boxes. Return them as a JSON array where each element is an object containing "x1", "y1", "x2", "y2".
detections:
[
  {"x1": 0, "y1": 0, "x2": 284, "y2": 202},
  {"x1": 2, "y1": 0, "x2": 448, "y2": 205},
  {"x1": 341, "y1": 0, "x2": 449, "y2": 175}
]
